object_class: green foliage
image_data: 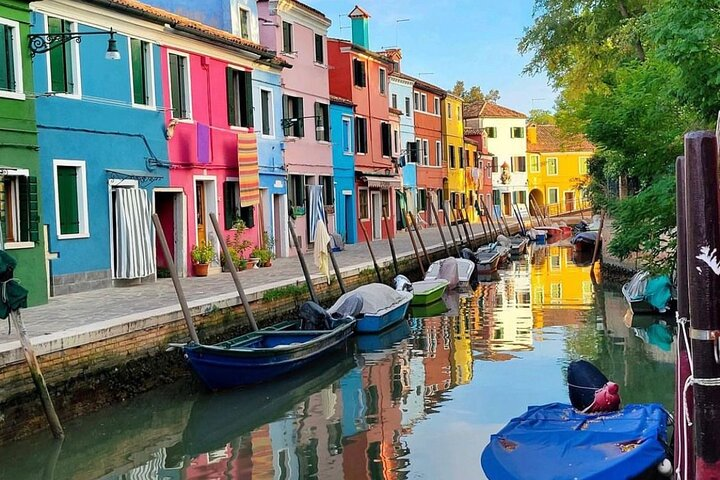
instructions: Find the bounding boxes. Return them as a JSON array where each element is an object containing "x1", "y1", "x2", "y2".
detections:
[
  {"x1": 251, "y1": 247, "x2": 273, "y2": 266},
  {"x1": 191, "y1": 242, "x2": 215, "y2": 264},
  {"x1": 527, "y1": 109, "x2": 556, "y2": 125},
  {"x1": 451, "y1": 81, "x2": 500, "y2": 104},
  {"x1": 262, "y1": 284, "x2": 308, "y2": 302}
]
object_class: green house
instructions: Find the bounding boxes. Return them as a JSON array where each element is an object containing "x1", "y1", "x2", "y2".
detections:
[{"x1": 0, "y1": 0, "x2": 48, "y2": 306}]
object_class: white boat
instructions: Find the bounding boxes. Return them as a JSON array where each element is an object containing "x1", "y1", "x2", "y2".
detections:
[{"x1": 425, "y1": 257, "x2": 475, "y2": 288}]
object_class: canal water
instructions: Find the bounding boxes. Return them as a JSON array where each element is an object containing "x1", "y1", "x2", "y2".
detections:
[{"x1": 0, "y1": 245, "x2": 675, "y2": 480}]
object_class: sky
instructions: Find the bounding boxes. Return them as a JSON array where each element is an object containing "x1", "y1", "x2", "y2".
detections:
[{"x1": 305, "y1": 0, "x2": 556, "y2": 114}]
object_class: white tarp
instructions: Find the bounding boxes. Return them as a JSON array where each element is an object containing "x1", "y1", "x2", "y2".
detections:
[
  {"x1": 114, "y1": 187, "x2": 155, "y2": 279},
  {"x1": 328, "y1": 283, "x2": 412, "y2": 317}
]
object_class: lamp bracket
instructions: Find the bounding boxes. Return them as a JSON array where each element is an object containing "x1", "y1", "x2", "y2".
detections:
[{"x1": 28, "y1": 29, "x2": 115, "y2": 57}]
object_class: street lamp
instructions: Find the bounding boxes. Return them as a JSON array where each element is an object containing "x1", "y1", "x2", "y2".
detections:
[{"x1": 28, "y1": 28, "x2": 120, "y2": 60}]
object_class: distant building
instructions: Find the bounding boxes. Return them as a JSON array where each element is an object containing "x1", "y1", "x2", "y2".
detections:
[{"x1": 330, "y1": 95, "x2": 357, "y2": 244}]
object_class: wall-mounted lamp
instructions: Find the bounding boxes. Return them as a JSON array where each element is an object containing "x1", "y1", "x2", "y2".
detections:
[
  {"x1": 28, "y1": 28, "x2": 120, "y2": 59},
  {"x1": 165, "y1": 118, "x2": 179, "y2": 140}
]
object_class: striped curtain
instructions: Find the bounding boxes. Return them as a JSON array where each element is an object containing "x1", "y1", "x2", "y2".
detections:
[
  {"x1": 237, "y1": 132, "x2": 260, "y2": 206},
  {"x1": 308, "y1": 185, "x2": 325, "y2": 241},
  {"x1": 114, "y1": 188, "x2": 155, "y2": 279}
]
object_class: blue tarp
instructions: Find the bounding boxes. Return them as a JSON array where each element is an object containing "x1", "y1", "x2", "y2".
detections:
[
  {"x1": 645, "y1": 275, "x2": 672, "y2": 312},
  {"x1": 481, "y1": 403, "x2": 668, "y2": 480}
]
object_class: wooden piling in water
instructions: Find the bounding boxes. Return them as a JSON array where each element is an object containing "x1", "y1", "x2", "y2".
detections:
[
  {"x1": 382, "y1": 207, "x2": 399, "y2": 277},
  {"x1": 359, "y1": 221, "x2": 383, "y2": 283},
  {"x1": 479, "y1": 197, "x2": 499, "y2": 239},
  {"x1": 429, "y1": 201, "x2": 451, "y2": 257},
  {"x1": 405, "y1": 212, "x2": 426, "y2": 276},
  {"x1": 590, "y1": 211, "x2": 605, "y2": 268},
  {"x1": 462, "y1": 209, "x2": 478, "y2": 249},
  {"x1": 288, "y1": 219, "x2": 319, "y2": 303},
  {"x1": 327, "y1": 242, "x2": 346, "y2": 294},
  {"x1": 408, "y1": 211, "x2": 431, "y2": 266},
  {"x1": 443, "y1": 201, "x2": 462, "y2": 257},
  {"x1": 683, "y1": 131, "x2": 720, "y2": 478}
]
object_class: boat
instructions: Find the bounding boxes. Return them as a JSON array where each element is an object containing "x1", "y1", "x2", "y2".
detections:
[
  {"x1": 481, "y1": 402, "x2": 670, "y2": 480},
  {"x1": 410, "y1": 298, "x2": 448, "y2": 318},
  {"x1": 425, "y1": 257, "x2": 475, "y2": 288},
  {"x1": 509, "y1": 236, "x2": 529, "y2": 256},
  {"x1": 465, "y1": 247, "x2": 502, "y2": 275},
  {"x1": 533, "y1": 225, "x2": 564, "y2": 238},
  {"x1": 408, "y1": 279, "x2": 449, "y2": 305},
  {"x1": 355, "y1": 319, "x2": 411, "y2": 352},
  {"x1": 571, "y1": 231, "x2": 601, "y2": 253},
  {"x1": 182, "y1": 315, "x2": 356, "y2": 390},
  {"x1": 622, "y1": 271, "x2": 673, "y2": 315},
  {"x1": 328, "y1": 283, "x2": 413, "y2": 333}
]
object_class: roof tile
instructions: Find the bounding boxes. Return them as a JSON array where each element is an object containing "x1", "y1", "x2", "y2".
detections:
[
  {"x1": 527, "y1": 124, "x2": 595, "y2": 153},
  {"x1": 463, "y1": 101, "x2": 526, "y2": 119}
]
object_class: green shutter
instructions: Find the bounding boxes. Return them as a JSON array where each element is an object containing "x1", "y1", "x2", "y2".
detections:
[
  {"x1": 261, "y1": 90, "x2": 270, "y2": 135},
  {"x1": 28, "y1": 176, "x2": 39, "y2": 242},
  {"x1": 243, "y1": 71, "x2": 253, "y2": 128},
  {"x1": 226, "y1": 68, "x2": 236, "y2": 126},
  {"x1": 48, "y1": 17, "x2": 68, "y2": 93},
  {"x1": 169, "y1": 54, "x2": 182, "y2": 118},
  {"x1": 223, "y1": 181, "x2": 235, "y2": 229},
  {"x1": 18, "y1": 176, "x2": 38, "y2": 243},
  {"x1": 57, "y1": 166, "x2": 80, "y2": 235},
  {"x1": 297, "y1": 98, "x2": 304, "y2": 137},
  {"x1": 0, "y1": 25, "x2": 15, "y2": 92},
  {"x1": 131, "y1": 39, "x2": 147, "y2": 105}
]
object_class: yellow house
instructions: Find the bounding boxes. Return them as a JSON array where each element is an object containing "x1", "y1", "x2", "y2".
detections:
[
  {"x1": 527, "y1": 124, "x2": 594, "y2": 215},
  {"x1": 442, "y1": 93, "x2": 467, "y2": 219},
  {"x1": 463, "y1": 138, "x2": 479, "y2": 222}
]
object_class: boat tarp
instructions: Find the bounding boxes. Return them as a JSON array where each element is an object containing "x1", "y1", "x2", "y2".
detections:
[
  {"x1": 411, "y1": 280, "x2": 448, "y2": 295},
  {"x1": 481, "y1": 403, "x2": 668, "y2": 480},
  {"x1": 425, "y1": 258, "x2": 459, "y2": 288},
  {"x1": 328, "y1": 284, "x2": 412, "y2": 317},
  {"x1": 624, "y1": 271, "x2": 672, "y2": 311}
]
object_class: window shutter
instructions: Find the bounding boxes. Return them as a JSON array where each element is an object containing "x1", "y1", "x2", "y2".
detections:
[
  {"x1": 0, "y1": 25, "x2": 15, "y2": 92},
  {"x1": 226, "y1": 68, "x2": 236, "y2": 126},
  {"x1": 28, "y1": 176, "x2": 39, "y2": 242},
  {"x1": 315, "y1": 102, "x2": 322, "y2": 141},
  {"x1": 282, "y1": 94, "x2": 290, "y2": 136},
  {"x1": 243, "y1": 71, "x2": 253, "y2": 128},
  {"x1": 0, "y1": 180, "x2": 5, "y2": 243},
  {"x1": 57, "y1": 166, "x2": 80, "y2": 235},
  {"x1": 169, "y1": 54, "x2": 182, "y2": 118},
  {"x1": 223, "y1": 181, "x2": 235, "y2": 229},
  {"x1": 297, "y1": 98, "x2": 304, "y2": 137},
  {"x1": 48, "y1": 18, "x2": 67, "y2": 93},
  {"x1": 131, "y1": 39, "x2": 145, "y2": 104}
]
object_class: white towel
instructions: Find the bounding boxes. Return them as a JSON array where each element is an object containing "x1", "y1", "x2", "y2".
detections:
[{"x1": 314, "y1": 219, "x2": 332, "y2": 284}]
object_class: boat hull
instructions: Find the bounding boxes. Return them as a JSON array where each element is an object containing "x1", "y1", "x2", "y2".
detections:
[
  {"x1": 411, "y1": 281, "x2": 448, "y2": 306},
  {"x1": 357, "y1": 298, "x2": 411, "y2": 333},
  {"x1": 510, "y1": 238, "x2": 529, "y2": 256}
]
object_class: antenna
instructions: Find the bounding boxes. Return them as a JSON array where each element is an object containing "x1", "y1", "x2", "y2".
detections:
[{"x1": 338, "y1": 14, "x2": 351, "y2": 31}]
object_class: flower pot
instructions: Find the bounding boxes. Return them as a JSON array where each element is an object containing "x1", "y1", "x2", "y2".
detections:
[
  {"x1": 247, "y1": 258, "x2": 259, "y2": 269},
  {"x1": 193, "y1": 263, "x2": 209, "y2": 277}
]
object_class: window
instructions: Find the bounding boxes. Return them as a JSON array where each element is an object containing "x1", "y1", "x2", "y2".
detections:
[
  {"x1": 355, "y1": 117, "x2": 368, "y2": 153},
  {"x1": 238, "y1": 8, "x2": 250, "y2": 40},
  {"x1": 473, "y1": 151, "x2": 479, "y2": 168},
  {"x1": 548, "y1": 187, "x2": 559, "y2": 205},
  {"x1": 547, "y1": 157, "x2": 558, "y2": 175},
  {"x1": 359, "y1": 189, "x2": 369, "y2": 219},
  {"x1": 436, "y1": 141, "x2": 442, "y2": 166},
  {"x1": 288, "y1": 174, "x2": 305, "y2": 208},
  {"x1": 447, "y1": 103, "x2": 451, "y2": 118},
  {"x1": 382, "y1": 189, "x2": 390, "y2": 217},
  {"x1": 517, "y1": 191, "x2": 527, "y2": 204},
  {"x1": 406, "y1": 141, "x2": 418, "y2": 163},
  {"x1": 529, "y1": 155, "x2": 540, "y2": 173},
  {"x1": 510, "y1": 127, "x2": 525, "y2": 138},
  {"x1": 282, "y1": 21, "x2": 293, "y2": 53},
  {"x1": 393, "y1": 129, "x2": 400, "y2": 155},
  {"x1": 168, "y1": 52, "x2": 190, "y2": 119},
  {"x1": 342, "y1": 116, "x2": 352, "y2": 154},
  {"x1": 130, "y1": 38, "x2": 153, "y2": 106},
  {"x1": 0, "y1": 173, "x2": 38, "y2": 244},
  {"x1": 420, "y1": 94, "x2": 427, "y2": 112},
  {"x1": 415, "y1": 139, "x2": 422, "y2": 164},
  {"x1": 223, "y1": 181, "x2": 254, "y2": 229},
  {"x1": 458, "y1": 147, "x2": 464, "y2": 168},
  {"x1": 413, "y1": 92, "x2": 419, "y2": 110},
  {"x1": 47, "y1": 17, "x2": 77, "y2": 95},
  {"x1": 448, "y1": 147, "x2": 455, "y2": 169},
  {"x1": 314, "y1": 33, "x2": 324, "y2": 64},
  {"x1": 417, "y1": 189, "x2": 427, "y2": 212},
  {"x1": 283, "y1": 95, "x2": 304, "y2": 137},
  {"x1": 492, "y1": 156, "x2": 498, "y2": 173},
  {"x1": 314, "y1": 102, "x2": 329, "y2": 142},
  {"x1": 512, "y1": 156, "x2": 526, "y2": 172},
  {"x1": 457, "y1": 105, "x2": 461, "y2": 119},
  {"x1": 379, "y1": 68, "x2": 386, "y2": 95},
  {"x1": 434, "y1": 97, "x2": 440, "y2": 115},
  {"x1": 391, "y1": 93, "x2": 398, "y2": 109},
  {"x1": 54, "y1": 161, "x2": 88, "y2": 238},
  {"x1": 227, "y1": 67, "x2": 253, "y2": 128},
  {"x1": 405, "y1": 97, "x2": 411, "y2": 116},
  {"x1": 0, "y1": 19, "x2": 22, "y2": 98},
  {"x1": 260, "y1": 89, "x2": 273, "y2": 136},
  {"x1": 381, "y1": 122, "x2": 391, "y2": 157},
  {"x1": 485, "y1": 127, "x2": 497, "y2": 138},
  {"x1": 320, "y1": 175, "x2": 334, "y2": 205},
  {"x1": 579, "y1": 156, "x2": 589, "y2": 175},
  {"x1": 422, "y1": 139, "x2": 429, "y2": 165},
  {"x1": 353, "y1": 59, "x2": 366, "y2": 87}
]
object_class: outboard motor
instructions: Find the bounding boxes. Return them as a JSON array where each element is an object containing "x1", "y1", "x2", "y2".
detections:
[
  {"x1": 329, "y1": 293, "x2": 364, "y2": 320},
  {"x1": 567, "y1": 360, "x2": 621, "y2": 413},
  {"x1": 298, "y1": 301, "x2": 332, "y2": 330},
  {"x1": 394, "y1": 275, "x2": 413, "y2": 292},
  {"x1": 461, "y1": 248, "x2": 478, "y2": 263}
]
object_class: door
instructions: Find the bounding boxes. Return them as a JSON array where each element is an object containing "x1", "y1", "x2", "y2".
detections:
[
  {"x1": 564, "y1": 191, "x2": 575, "y2": 212},
  {"x1": 195, "y1": 181, "x2": 206, "y2": 244},
  {"x1": 502, "y1": 192, "x2": 512, "y2": 216},
  {"x1": 371, "y1": 191, "x2": 382, "y2": 239}
]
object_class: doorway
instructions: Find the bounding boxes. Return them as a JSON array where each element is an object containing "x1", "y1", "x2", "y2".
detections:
[
  {"x1": 502, "y1": 192, "x2": 512, "y2": 216},
  {"x1": 195, "y1": 182, "x2": 207, "y2": 244},
  {"x1": 371, "y1": 191, "x2": 382, "y2": 239},
  {"x1": 193, "y1": 177, "x2": 218, "y2": 262},
  {"x1": 564, "y1": 191, "x2": 575, "y2": 212},
  {"x1": 154, "y1": 189, "x2": 186, "y2": 277}
]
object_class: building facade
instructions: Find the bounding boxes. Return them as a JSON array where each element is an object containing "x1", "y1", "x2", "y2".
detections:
[
  {"x1": 443, "y1": 92, "x2": 466, "y2": 222},
  {"x1": 330, "y1": 96, "x2": 356, "y2": 244},
  {"x1": 465, "y1": 128, "x2": 495, "y2": 222}
]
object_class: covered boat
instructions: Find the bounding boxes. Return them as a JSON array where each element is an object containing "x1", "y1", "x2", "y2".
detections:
[
  {"x1": 465, "y1": 247, "x2": 502, "y2": 275},
  {"x1": 328, "y1": 283, "x2": 413, "y2": 333},
  {"x1": 481, "y1": 403, "x2": 670, "y2": 480},
  {"x1": 509, "y1": 236, "x2": 529, "y2": 256},
  {"x1": 622, "y1": 271, "x2": 672, "y2": 314},
  {"x1": 571, "y1": 231, "x2": 601, "y2": 253},
  {"x1": 425, "y1": 257, "x2": 475, "y2": 287},
  {"x1": 407, "y1": 279, "x2": 449, "y2": 306}
]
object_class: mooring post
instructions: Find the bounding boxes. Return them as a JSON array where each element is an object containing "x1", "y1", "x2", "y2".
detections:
[
  {"x1": 590, "y1": 211, "x2": 605, "y2": 268},
  {"x1": 383, "y1": 207, "x2": 400, "y2": 276},
  {"x1": 408, "y1": 211, "x2": 431, "y2": 266},
  {"x1": 209, "y1": 213, "x2": 258, "y2": 331},
  {"x1": 675, "y1": 155, "x2": 695, "y2": 480},
  {"x1": 287, "y1": 219, "x2": 319, "y2": 303},
  {"x1": 684, "y1": 131, "x2": 720, "y2": 478},
  {"x1": 443, "y1": 201, "x2": 462, "y2": 257},
  {"x1": 326, "y1": 242, "x2": 346, "y2": 294},
  {"x1": 359, "y1": 221, "x2": 383, "y2": 283},
  {"x1": 479, "y1": 197, "x2": 499, "y2": 239},
  {"x1": 429, "y1": 201, "x2": 451, "y2": 257},
  {"x1": 404, "y1": 212, "x2": 426, "y2": 276},
  {"x1": 462, "y1": 209, "x2": 478, "y2": 249}
]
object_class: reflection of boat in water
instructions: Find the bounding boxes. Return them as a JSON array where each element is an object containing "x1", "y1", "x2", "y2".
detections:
[
  {"x1": 178, "y1": 351, "x2": 356, "y2": 457},
  {"x1": 356, "y1": 320, "x2": 411, "y2": 352},
  {"x1": 410, "y1": 298, "x2": 448, "y2": 318}
]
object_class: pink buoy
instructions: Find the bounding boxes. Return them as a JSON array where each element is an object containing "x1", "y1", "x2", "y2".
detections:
[{"x1": 587, "y1": 382, "x2": 621, "y2": 413}]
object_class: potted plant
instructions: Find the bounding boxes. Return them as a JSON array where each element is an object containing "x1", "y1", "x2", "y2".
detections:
[
  {"x1": 251, "y1": 247, "x2": 273, "y2": 267},
  {"x1": 221, "y1": 221, "x2": 253, "y2": 272},
  {"x1": 191, "y1": 241, "x2": 215, "y2": 277}
]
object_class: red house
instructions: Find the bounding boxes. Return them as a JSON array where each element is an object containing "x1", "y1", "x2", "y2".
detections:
[{"x1": 465, "y1": 128, "x2": 495, "y2": 216}]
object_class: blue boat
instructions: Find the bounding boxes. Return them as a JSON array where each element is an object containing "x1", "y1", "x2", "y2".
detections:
[
  {"x1": 481, "y1": 402, "x2": 670, "y2": 480},
  {"x1": 356, "y1": 320, "x2": 411, "y2": 352},
  {"x1": 328, "y1": 283, "x2": 413, "y2": 333},
  {"x1": 182, "y1": 318, "x2": 356, "y2": 390}
]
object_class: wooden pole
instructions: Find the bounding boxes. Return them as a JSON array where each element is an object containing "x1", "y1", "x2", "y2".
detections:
[
  {"x1": 383, "y1": 207, "x2": 399, "y2": 276},
  {"x1": 443, "y1": 201, "x2": 462, "y2": 257},
  {"x1": 462, "y1": 209, "x2": 478, "y2": 249},
  {"x1": 498, "y1": 209, "x2": 512, "y2": 237},
  {"x1": 209, "y1": 213, "x2": 258, "y2": 331},
  {"x1": 326, "y1": 241, "x2": 346, "y2": 294},
  {"x1": 446, "y1": 203, "x2": 466, "y2": 248},
  {"x1": 479, "y1": 197, "x2": 499, "y2": 239},
  {"x1": 11, "y1": 310, "x2": 64, "y2": 438},
  {"x1": 590, "y1": 211, "x2": 605, "y2": 267},
  {"x1": 476, "y1": 203, "x2": 490, "y2": 245},
  {"x1": 152, "y1": 214, "x2": 199, "y2": 343},
  {"x1": 513, "y1": 204, "x2": 526, "y2": 236},
  {"x1": 684, "y1": 131, "x2": 720, "y2": 478},
  {"x1": 408, "y1": 211, "x2": 431, "y2": 266},
  {"x1": 675, "y1": 155, "x2": 695, "y2": 480},
  {"x1": 359, "y1": 221, "x2": 383, "y2": 283},
  {"x1": 429, "y1": 200, "x2": 451, "y2": 257},
  {"x1": 458, "y1": 208, "x2": 473, "y2": 247},
  {"x1": 287, "y1": 219, "x2": 319, "y2": 303},
  {"x1": 404, "y1": 212, "x2": 426, "y2": 276}
]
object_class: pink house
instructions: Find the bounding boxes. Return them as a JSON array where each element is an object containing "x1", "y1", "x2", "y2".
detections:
[
  {"x1": 154, "y1": 10, "x2": 285, "y2": 276},
  {"x1": 258, "y1": 0, "x2": 334, "y2": 252}
]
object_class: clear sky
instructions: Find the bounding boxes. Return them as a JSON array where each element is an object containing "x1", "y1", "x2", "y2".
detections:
[{"x1": 305, "y1": 0, "x2": 556, "y2": 114}]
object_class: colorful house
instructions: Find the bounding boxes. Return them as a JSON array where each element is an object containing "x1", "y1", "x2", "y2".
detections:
[
  {"x1": 330, "y1": 95, "x2": 357, "y2": 244},
  {"x1": 30, "y1": 0, "x2": 170, "y2": 294},
  {"x1": 463, "y1": 137, "x2": 479, "y2": 222},
  {"x1": 464, "y1": 128, "x2": 495, "y2": 221},
  {"x1": 258, "y1": 0, "x2": 333, "y2": 253},
  {"x1": 0, "y1": 0, "x2": 48, "y2": 305},
  {"x1": 526, "y1": 124, "x2": 594, "y2": 216},
  {"x1": 328, "y1": 6, "x2": 399, "y2": 241},
  {"x1": 464, "y1": 101, "x2": 528, "y2": 217},
  {"x1": 442, "y1": 92, "x2": 466, "y2": 222}
]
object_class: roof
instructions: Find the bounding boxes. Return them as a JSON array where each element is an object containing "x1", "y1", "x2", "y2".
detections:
[
  {"x1": 392, "y1": 71, "x2": 446, "y2": 96},
  {"x1": 348, "y1": 5, "x2": 371, "y2": 18},
  {"x1": 258, "y1": 0, "x2": 330, "y2": 24},
  {"x1": 328, "y1": 37, "x2": 392, "y2": 64},
  {"x1": 464, "y1": 128, "x2": 485, "y2": 137},
  {"x1": 463, "y1": 137, "x2": 479, "y2": 146},
  {"x1": 86, "y1": 0, "x2": 282, "y2": 63},
  {"x1": 464, "y1": 101, "x2": 526, "y2": 119},
  {"x1": 527, "y1": 124, "x2": 595, "y2": 153},
  {"x1": 330, "y1": 95, "x2": 354, "y2": 107}
]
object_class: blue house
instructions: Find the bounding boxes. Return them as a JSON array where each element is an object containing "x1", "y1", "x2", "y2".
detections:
[
  {"x1": 330, "y1": 97, "x2": 356, "y2": 244},
  {"x1": 389, "y1": 69, "x2": 416, "y2": 230},
  {"x1": 30, "y1": 3, "x2": 169, "y2": 295}
]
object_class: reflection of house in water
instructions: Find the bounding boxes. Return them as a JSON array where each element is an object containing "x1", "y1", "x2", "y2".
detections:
[
  {"x1": 530, "y1": 245, "x2": 594, "y2": 328},
  {"x1": 419, "y1": 318, "x2": 453, "y2": 404},
  {"x1": 450, "y1": 314, "x2": 474, "y2": 386}
]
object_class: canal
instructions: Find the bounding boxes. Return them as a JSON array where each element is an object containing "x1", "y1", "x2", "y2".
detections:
[{"x1": 0, "y1": 245, "x2": 675, "y2": 480}]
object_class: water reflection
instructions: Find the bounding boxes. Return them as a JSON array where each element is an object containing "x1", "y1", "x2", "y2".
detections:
[{"x1": 0, "y1": 246, "x2": 676, "y2": 480}]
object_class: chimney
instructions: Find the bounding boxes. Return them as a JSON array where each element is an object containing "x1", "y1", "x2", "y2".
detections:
[
  {"x1": 348, "y1": 5, "x2": 370, "y2": 49},
  {"x1": 383, "y1": 48, "x2": 402, "y2": 72},
  {"x1": 527, "y1": 124, "x2": 537, "y2": 145}
]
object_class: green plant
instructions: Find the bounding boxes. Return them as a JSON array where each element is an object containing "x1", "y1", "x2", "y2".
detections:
[
  {"x1": 251, "y1": 247, "x2": 273, "y2": 266},
  {"x1": 262, "y1": 284, "x2": 308, "y2": 302},
  {"x1": 191, "y1": 241, "x2": 215, "y2": 264},
  {"x1": 263, "y1": 231, "x2": 275, "y2": 252}
]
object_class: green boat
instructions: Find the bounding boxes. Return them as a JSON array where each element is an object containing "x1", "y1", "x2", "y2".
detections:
[
  {"x1": 410, "y1": 280, "x2": 449, "y2": 306},
  {"x1": 411, "y1": 298, "x2": 448, "y2": 318}
]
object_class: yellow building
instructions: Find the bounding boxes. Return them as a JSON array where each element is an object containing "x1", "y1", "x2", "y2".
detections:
[
  {"x1": 463, "y1": 138, "x2": 479, "y2": 222},
  {"x1": 527, "y1": 124, "x2": 594, "y2": 216},
  {"x1": 442, "y1": 93, "x2": 467, "y2": 219}
]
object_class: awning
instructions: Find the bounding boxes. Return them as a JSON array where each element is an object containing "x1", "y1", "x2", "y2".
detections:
[
  {"x1": 359, "y1": 174, "x2": 402, "y2": 189},
  {"x1": 106, "y1": 169, "x2": 163, "y2": 186}
]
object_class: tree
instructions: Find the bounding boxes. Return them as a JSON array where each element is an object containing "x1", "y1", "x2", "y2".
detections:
[
  {"x1": 451, "y1": 81, "x2": 500, "y2": 104},
  {"x1": 527, "y1": 109, "x2": 556, "y2": 125}
]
